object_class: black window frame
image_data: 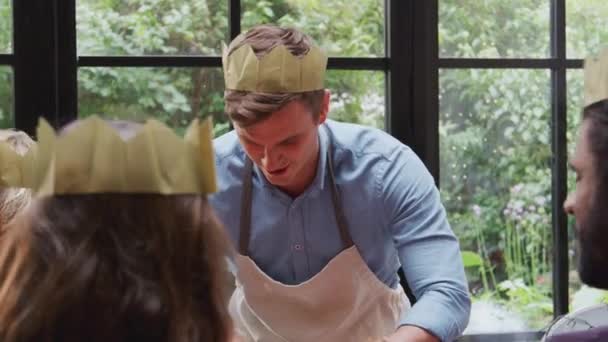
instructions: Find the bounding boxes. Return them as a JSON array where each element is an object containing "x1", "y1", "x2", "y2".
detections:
[{"x1": 7, "y1": 0, "x2": 582, "y2": 340}]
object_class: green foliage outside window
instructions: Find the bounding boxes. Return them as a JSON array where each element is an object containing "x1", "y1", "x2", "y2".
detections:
[
  {"x1": 0, "y1": 67, "x2": 11, "y2": 128},
  {"x1": 440, "y1": 0, "x2": 608, "y2": 330},
  {"x1": 74, "y1": 0, "x2": 384, "y2": 134},
  {"x1": 0, "y1": 0, "x2": 10, "y2": 53}
]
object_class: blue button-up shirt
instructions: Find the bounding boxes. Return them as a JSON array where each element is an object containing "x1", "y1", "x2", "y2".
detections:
[{"x1": 210, "y1": 119, "x2": 471, "y2": 341}]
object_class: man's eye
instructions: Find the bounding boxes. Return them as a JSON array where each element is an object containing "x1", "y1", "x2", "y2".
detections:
[
  {"x1": 282, "y1": 138, "x2": 298, "y2": 146},
  {"x1": 245, "y1": 139, "x2": 261, "y2": 148}
]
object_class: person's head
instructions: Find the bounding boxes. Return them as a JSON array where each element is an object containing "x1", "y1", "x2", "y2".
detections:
[
  {"x1": 564, "y1": 100, "x2": 608, "y2": 288},
  {"x1": 0, "y1": 119, "x2": 233, "y2": 342},
  {"x1": 223, "y1": 25, "x2": 330, "y2": 195},
  {"x1": 0, "y1": 130, "x2": 35, "y2": 235}
]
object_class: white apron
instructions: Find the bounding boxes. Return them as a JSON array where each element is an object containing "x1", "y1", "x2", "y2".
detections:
[{"x1": 229, "y1": 126, "x2": 411, "y2": 342}]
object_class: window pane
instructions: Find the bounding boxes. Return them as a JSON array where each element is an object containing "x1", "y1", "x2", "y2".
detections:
[
  {"x1": 0, "y1": 0, "x2": 11, "y2": 53},
  {"x1": 440, "y1": 69, "x2": 553, "y2": 333},
  {"x1": 566, "y1": 69, "x2": 608, "y2": 311},
  {"x1": 78, "y1": 67, "x2": 228, "y2": 135},
  {"x1": 78, "y1": 68, "x2": 384, "y2": 133},
  {"x1": 566, "y1": 1, "x2": 608, "y2": 59},
  {"x1": 439, "y1": 1, "x2": 550, "y2": 58},
  {"x1": 0, "y1": 66, "x2": 13, "y2": 128},
  {"x1": 242, "y1": 0, "x2": 384, "y2": 57},
  {"x1": 77, "y1": 0, "x2": 228, "y2": 56},
  {"x1": 326, "y1": 70, "x2": 384, "y2": 129}
]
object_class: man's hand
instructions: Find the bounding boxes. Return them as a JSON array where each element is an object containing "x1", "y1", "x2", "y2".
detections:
[{"x1": 383, "y1": 325, "x2": 440, "y2": 342}]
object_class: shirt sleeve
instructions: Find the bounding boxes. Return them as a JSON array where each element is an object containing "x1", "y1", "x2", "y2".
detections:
[{"x1": 378, "y1": 147, "x2": 471, "y2": 342}]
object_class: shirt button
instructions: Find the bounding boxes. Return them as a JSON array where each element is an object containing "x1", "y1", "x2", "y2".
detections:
[{"x1": 294, "y1": 244, "x2": 303, "y2": 251}]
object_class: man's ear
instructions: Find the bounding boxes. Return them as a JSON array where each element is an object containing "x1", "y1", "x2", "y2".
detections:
[{"x1": 317, "y1": 89, "x2": 330, "y2": 125}]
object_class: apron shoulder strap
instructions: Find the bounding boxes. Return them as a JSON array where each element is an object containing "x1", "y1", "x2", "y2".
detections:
[
  {"x1": 239, "y1": 158, "x2": 254, "y2": 255},
  {"x1": 323, "y1": 124, "x2": 354, "y2": 249}
]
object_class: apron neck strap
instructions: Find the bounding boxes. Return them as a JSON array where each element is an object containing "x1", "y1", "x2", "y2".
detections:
[
  {"x1": 239, "y1": 124, "x2": 354, "y2": 256},
  {"x1": 239, "y1": 157, "x2": 254, "y2": 255},
  {"x1": 324, "y1": 125, "x2": 354, "y2": 249}
]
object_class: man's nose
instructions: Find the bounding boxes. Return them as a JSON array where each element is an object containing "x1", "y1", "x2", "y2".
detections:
[
  {"x1": 563, "y1": 193, "x2": 575, "y2": 215},
  {"x1": 261, "y1": 147, "x2": 281, "y2": 168}
]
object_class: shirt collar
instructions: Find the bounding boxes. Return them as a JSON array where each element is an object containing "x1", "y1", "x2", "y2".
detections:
[{"x1": 310, "y1": 123, "x2": 329, "y2": 193}]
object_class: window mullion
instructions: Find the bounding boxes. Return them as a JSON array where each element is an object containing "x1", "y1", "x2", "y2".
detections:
[{"x1": 550, "y1": 0, "x2": 569, "y2": 318}]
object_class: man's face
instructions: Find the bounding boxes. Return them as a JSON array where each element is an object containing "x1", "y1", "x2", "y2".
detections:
[
  {"x1": 234, "y1": 94, "x2": 329, "y2": 194},
  {"x1": 564, "y1": 119, "x2": 608, "y2": 288}
]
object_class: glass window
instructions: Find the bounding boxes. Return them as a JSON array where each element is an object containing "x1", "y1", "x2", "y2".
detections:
[
  {"x1": 242, "y1": 0, "x2": 384, "y2": 57},
  {"x1": 76, "y1": 0, "x2": 228, "y2": 56},
  {"x1": 440, "y1": 69, "x2": 553, "y2": 333},
  {"x1": 78, "y1": 68, "x2": 385, "y2": 134},
  {"x1": 439, "y1": 1, "x2": 550, "y2": 58},
  {"x1": 0, "y1": 66, "x2": 13, "y2": 128},
  {"x1": 0, "y1": 0, "x2": 11, "y2": 53},
  {"x1": 566, "y1": 0, "x2": 608, "y2": 59},
  {"x1": 78, "y1": 67, "x2": 228, "y2": 135},
  {"x1": 326, "y1": 70, "x2": 384, "y2": 129}
]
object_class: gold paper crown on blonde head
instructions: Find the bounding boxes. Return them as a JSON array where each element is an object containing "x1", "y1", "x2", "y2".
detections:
[
  {"x1": 222, "y1": 41, "x2": 328, "y2": 93},
  {"x1": 33, "y1": 116, "x2": 217, "y2": 196},
  {"x1": 584, "y1": 47, "x2": 608, "y2": 107},
  {"x1": 0, "y1": 131, "x2": 37, "y2": 188}
]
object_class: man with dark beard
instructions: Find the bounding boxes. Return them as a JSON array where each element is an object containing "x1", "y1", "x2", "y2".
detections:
[{"x1": 549, "y1": 48, "x2": 608, "y2": 341}]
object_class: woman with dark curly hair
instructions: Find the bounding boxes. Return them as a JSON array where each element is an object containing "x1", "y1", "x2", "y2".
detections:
[{"x1": 0, "y1": 117, "x2": 235, "y2": 342}]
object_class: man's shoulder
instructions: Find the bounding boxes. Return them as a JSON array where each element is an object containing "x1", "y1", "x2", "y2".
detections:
[
  {"x1": 212, "y1": 130, "x2": 246, "y2": 189},
  {"x1": 213, "y1": 130, "x2": 241, "y2": 161},
  {"x1": 326, "y1": 119, "x2": 413, "y2": 162}
]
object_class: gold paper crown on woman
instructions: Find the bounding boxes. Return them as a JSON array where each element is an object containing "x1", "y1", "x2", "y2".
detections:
[
  {"x1": 584, "y1": 47, "x2": 608, "y2": 106},
  {"x1": 222, "y1": 39, "x2": 328, "y2": 93},
  {"x1": 0, "y1": 134, "x2": 37, "y2": 188},
  {"x1": 33, "y1": 116, "x2": 217, "y2": 196}
]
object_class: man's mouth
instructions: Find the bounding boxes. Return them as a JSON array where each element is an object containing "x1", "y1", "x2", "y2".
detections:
[{"x1": 266, "y1": 165, "x2": 288, "y2": 175}]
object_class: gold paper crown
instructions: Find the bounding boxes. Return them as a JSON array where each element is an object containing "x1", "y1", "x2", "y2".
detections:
[
  {"x1": 584, "y1": 47, "x2": 608, "y2": 107},
  {"x1": 0, "y1": 139, "x2": 37, "y2": 188},
  {"x1": 222, "y1": 42, "x2": 328, "y2": 93},
  {"x1": 34, "y1": 116, "x2": 217, "y2": 195}
]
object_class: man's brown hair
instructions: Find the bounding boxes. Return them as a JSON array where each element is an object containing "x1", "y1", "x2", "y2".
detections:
[{"x1": 224, "y1": 24, "x2": 325, "y2": 127}]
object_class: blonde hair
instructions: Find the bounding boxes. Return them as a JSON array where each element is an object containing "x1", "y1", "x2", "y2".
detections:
[
  {"x1": 224, "y1": 24, "x2": 325, "y2": 127},
  {"x1": 0, "y1": 130, "x2": 35, "y2": 234},
  {"x1": 0, "y1": 130, "x2": 35, "y2": 156}
]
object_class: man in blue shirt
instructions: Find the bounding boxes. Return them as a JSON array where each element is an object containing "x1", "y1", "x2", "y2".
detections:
[
  {"x1": 551, "y1": 49, "x2": 608, "y2": 342},
  {"x1": 211, "y1": 24, "x2": 470, "y2": 342}
]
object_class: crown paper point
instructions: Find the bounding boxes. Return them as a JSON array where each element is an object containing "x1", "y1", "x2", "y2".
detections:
[
  {"x1": 223, "y1": 42, "x2": 328, "y2": 93},
  {"x1": 34, "y1": 115, "x2": 217, "y2": 196},
  {"x1": 0, "y1": 141, "x2": 37, "y2": 188},
  {"x1": 584, "y1": 47, "x2": 608, "y2": 107}
]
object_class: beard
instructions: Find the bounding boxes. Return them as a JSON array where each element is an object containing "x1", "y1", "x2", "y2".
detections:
[{"x1": 576, "y1": 190, "x2": 608, "y2": 289}]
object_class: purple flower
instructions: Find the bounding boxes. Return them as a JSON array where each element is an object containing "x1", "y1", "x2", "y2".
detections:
[{"x1": 511, "y1": 184, "x2": 524, "y2": 194}]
